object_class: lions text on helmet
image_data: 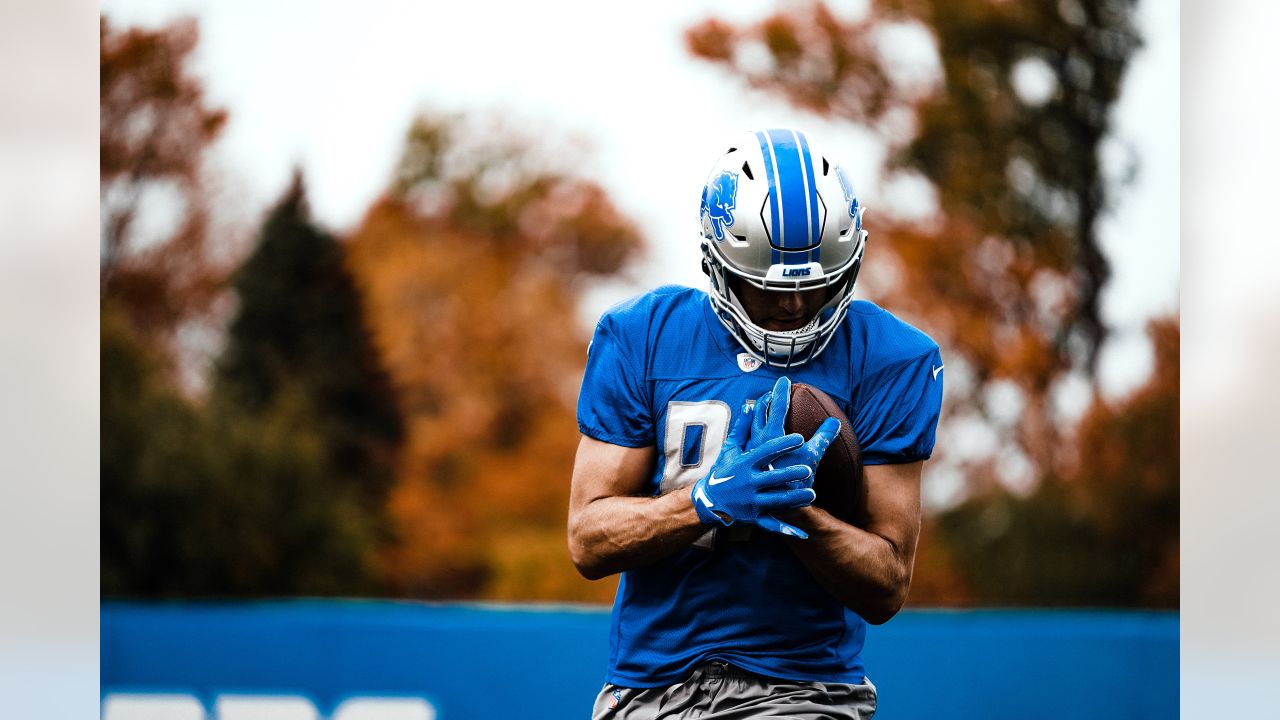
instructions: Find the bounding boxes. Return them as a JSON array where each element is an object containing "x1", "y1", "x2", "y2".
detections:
[{"x1": 699, "y1": 128, "x2": 868, "y2": 368}]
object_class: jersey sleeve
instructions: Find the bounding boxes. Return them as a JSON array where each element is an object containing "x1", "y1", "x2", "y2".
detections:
[
  {"x1": 576, "y1": 318, "x2": 654, "y2": 447},
  {"x1": 853, "y1": 345, "x2": 943, "y2": 466}
]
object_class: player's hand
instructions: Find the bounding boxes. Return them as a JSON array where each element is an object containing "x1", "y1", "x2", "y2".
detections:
[
  {"x1": 747, "y1": 376, "x2": 792, "y2": 452},
  {"x1": 774, "y1": 416, "x2": 841, "y2": 484},
  {"x1": 748, "y1": 375, "x2": 839, "y2": 483},
  {"x1": 690, "y1": 401, "x2": 816, "y2": 539}
]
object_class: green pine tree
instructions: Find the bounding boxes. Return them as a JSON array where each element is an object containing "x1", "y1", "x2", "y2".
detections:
[{"x1": 215, "y1": 171, "x2": 404, "y2": 516}]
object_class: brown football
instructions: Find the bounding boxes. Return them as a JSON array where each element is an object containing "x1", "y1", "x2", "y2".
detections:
[{"x1": 785, "y1": 382, "x2": 864, "y2": 525}]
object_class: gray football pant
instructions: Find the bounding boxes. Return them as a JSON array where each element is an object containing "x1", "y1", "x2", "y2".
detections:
[{"x1": 591, "y1": 661, "x2": 877, "y2": 719}]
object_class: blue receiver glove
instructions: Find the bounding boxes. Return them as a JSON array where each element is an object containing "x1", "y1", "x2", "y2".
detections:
[
  {"x1": 750, "y1": 376, "x2": 842, "y2": 483},
  {"x1": 745, "y1": 376, "x2": 842, "y2": 534},
  {"x1": 690, "y1": 400, "x2": 817, "y2": 539},
  {"x1": 747, "y1": 376, "x2": 791, "y2": 453},
  {"x1": 773, "y1": 415, "x2": 841, "y2": 480}
]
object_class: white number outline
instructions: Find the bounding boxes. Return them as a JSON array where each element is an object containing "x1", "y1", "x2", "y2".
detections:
[
  {"x1": 661, "y1": 400, "x2": 734, "y2": 549},
  {"x1": 660, "y1": 400, "x2": 731, "y2": 494}
]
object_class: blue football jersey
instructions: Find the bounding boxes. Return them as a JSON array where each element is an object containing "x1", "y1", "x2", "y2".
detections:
[{"x1": 576, "y1": 285, "x2": 943, "y2": 688}]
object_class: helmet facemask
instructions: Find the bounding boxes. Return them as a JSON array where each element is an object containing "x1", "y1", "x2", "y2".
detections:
[{"x1": 703, "y1": 235, "x2": 864, "y2": 368}]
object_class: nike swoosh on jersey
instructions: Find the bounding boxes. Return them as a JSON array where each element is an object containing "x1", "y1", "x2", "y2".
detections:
[{"x1": 932, "y1": 364, "x2": 944, "y2": 380}]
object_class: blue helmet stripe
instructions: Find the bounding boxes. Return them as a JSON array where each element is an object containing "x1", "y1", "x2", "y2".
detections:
[{"x1": 766, "y1": 129, "x2": 812, "y2": 260}]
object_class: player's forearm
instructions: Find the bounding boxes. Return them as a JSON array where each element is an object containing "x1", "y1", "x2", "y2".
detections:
[
  {"x1": 782, "y1": 506, "x2": 918, "y2": 624},
  {"x1": 568, "y1": 490, "x2": 706, "y2": 580}
]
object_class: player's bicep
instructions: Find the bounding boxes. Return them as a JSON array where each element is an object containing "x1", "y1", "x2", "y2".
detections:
[
  {"x1": 569, "y1": 435, "x2": 656, "y2": 514},
  {"x1": 861, "y1": 460, "x2": 923, "y2": 560}
]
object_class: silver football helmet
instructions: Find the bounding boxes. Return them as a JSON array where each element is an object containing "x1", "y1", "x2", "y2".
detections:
[{"x1": 699, "y1": 128, "x2": 868, "y2": 367}]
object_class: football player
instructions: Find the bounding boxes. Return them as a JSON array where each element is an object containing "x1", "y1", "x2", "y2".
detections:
[{"x1": 569, "y1": 128, "x2": 943, "y2": 719}]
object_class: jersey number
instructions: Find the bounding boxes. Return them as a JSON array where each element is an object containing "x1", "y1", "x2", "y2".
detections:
[{"x1": 660, "y1": 401, "x2": 731, "y2": 494}]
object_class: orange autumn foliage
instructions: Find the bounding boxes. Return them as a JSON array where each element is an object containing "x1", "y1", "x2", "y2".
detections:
[
  {"x1": 686, "y1": 0, "x2": 1142, "y2": 480},
  {"x1": 917, "y1": 316, "x2": 1177, "y2": 607},
  {"x1": 344, "y1": 118, "x2": 642, "y2": 601},
  {"x1": 101, "y1": 16, "x2": 229, "y2": 365}
]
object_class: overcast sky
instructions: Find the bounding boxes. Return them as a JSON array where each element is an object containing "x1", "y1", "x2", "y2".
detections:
[{"x1": 102, "y1": 0, "x2": 1179, "y2": 401}]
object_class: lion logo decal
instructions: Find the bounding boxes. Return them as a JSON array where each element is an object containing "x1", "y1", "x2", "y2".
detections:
[{"x1": 701, "y1": 171, "x2": 738, "y2": 242}]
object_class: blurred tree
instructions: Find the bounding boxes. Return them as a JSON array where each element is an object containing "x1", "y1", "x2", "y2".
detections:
[
  {"x1": 100, "y1": 16, "x2": 401, "y2": 598},
  {"x1": 920, "y1": 316, "x2": 1178, "y2": 607},
  {"x1": 1067, "y1": 315, "x2": 1178, "y2": 605},
  {"x1": 345, "y1": 116, "x2": 643, "y2": 601},
  {"x1": 215, "y1": 172, "x2": 404, "y2": 516},
  {"x1": 102, "y1": 304, "x2": 381, "y2": 597},
  {"x1": 687, "y1": 0, "x2": 1142, "y2": 480},
  {"x1": 101, "y1": 16, "x2": 228, "y2": 360},
  {"x1": 103, "y1": 174, "x2": 404, "y2": 597}
]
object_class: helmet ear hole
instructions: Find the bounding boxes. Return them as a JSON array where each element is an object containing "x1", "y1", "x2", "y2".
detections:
[
  {"x1": 822, "y1": 157, "x2": 830, "y2": 176},
  {"x1": 741, "y1": 162, "x2": 754, "y2": 180}
]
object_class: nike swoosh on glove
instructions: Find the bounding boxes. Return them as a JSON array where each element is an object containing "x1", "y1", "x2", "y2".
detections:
[{"x1": 690, "y1": 400, "x2": 816, "y2": 539}]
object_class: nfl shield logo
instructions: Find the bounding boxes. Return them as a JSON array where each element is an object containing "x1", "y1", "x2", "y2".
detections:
[
  {"x1": 737, "y1": 353, "x2": 763, "y2": 373},
  {"x1": 609, "y1": 688, "x2": 622, "y2": 710}
]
